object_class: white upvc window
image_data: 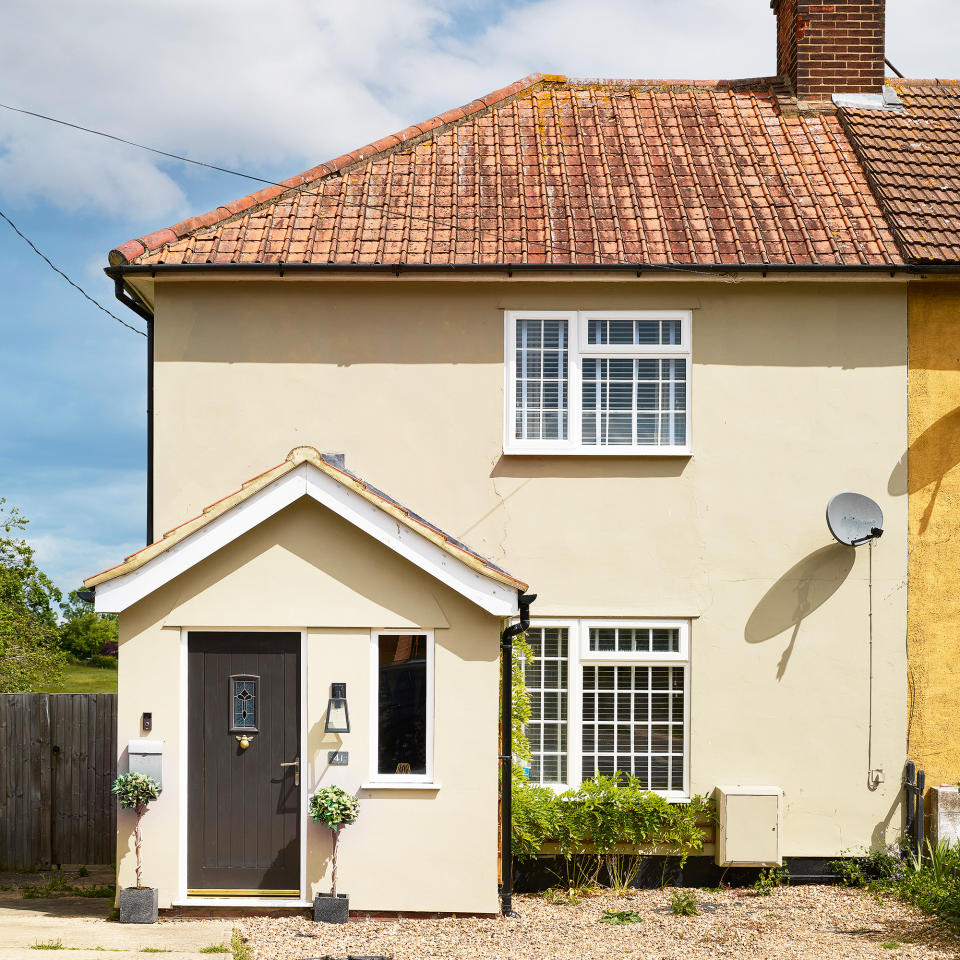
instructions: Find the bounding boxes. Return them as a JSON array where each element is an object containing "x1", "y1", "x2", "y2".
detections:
[
  {"x1": 368, "y1": 630, "x2": 435, "y2": 785},
  {"x1": 523, "y1": 619, "x2": 690, "y2": 801},
  {"x1": 505, "y1": 310, "x2": 692, "y2": 455}
]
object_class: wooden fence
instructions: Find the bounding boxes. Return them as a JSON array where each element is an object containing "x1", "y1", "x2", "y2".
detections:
[{"x1": 0, "y1": 694, "x2": 117, "y2": 868}]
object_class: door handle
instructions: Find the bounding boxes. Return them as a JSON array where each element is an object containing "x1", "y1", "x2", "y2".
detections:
[{"x1": 280, "y1": 759, "x2": 300, "y2": 786}]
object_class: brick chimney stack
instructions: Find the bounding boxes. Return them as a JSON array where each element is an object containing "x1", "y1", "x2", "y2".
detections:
[{"x1": 771, "y1": 1, "x2": 886, "y2": 102}]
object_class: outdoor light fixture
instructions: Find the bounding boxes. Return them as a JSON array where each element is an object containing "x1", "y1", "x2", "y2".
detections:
[{"x1": 324, "y1": 683, "x2": 350, "y2": 734}]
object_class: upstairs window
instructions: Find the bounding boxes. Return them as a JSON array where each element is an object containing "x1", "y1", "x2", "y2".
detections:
[{"x1": 505, "y1": 311, "x2": 691, "y2": 455}]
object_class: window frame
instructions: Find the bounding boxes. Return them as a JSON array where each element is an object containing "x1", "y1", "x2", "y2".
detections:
[
  {"x1": 524, "y1": 618, "x2": 691, "y2": 801},
  {"x1": 521, "y1": 619, "x2": 577, "y2": 791},
  {"x1": 504, "y1": 310, "x2": 693, "y2": 456},
  {"x1": 368, "y1": 629, "x2": 435, "y2": 785},
  {"x1": 228, "y1": 673, "x2": 260, "y2": 734}
]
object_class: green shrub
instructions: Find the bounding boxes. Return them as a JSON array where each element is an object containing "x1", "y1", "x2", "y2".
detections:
[
  {"x1": 754, "y1": 864, "x2": 789, "y2": 895},
  {"x1": 87, "y1": 654, "x2": 118, "y2": 670},
  {"x1": 668, "y1": 889, "x2": 698, "y2": 916},
  {"x1": 59, "y1": 611, "x2": 117, "y2": 662},
  {"x1": 512, "y1": 774, "x2": 711, "y2": 891},
  {"x1": 308, "y1": 785, "x2": 359, "y2": 830},
  {"x1": 599, "y1": 908, "x2": 644, "y2": 925},
  {"x1": 831, "y1": 841, "x2": 960, "y2": 930}
]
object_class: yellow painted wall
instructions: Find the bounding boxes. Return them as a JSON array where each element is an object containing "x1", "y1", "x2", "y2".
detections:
[
  {"x1": 117, "y1": 497, "x2": 500, "y2": 913},
  {"x1": 907, "y1": 281, "x2": 960, "y2": 787}
]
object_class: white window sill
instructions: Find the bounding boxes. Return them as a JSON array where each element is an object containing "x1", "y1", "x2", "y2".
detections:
[
  {"x1": 360, "y1": 781, "x2": 441, "y2": 791},
  {"x1": 503, "y1": 446, "x2": 692, "y2": 457}
]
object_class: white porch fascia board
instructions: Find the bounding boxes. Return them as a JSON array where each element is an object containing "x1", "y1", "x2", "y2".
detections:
[{"x1": 95, "y1": 463, "x2": 519, "y2": 618}]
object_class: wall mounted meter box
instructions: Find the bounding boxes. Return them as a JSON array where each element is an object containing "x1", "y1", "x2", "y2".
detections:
[
  {"x1": 714, "y1": 785, "x2": 782, "y2": 867},
  {"x1": 128, "y1": 739, "x2": 163, "y2": 791}
]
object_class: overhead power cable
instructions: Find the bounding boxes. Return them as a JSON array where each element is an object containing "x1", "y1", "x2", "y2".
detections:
[
  {"x1": 0, "y1": 208, "x2": 147, "y2": 337},
  {"x1": 0, "y1": 99, "x2": 743, "y2": 280},
  {"x1": 0, "y1": 101, "x2": 278, "y2": 187}
]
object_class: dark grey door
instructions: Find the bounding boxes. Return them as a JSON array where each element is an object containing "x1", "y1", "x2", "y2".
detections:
[{"x1": 187, "y1": 632, "x2": 300, "y2": 895}]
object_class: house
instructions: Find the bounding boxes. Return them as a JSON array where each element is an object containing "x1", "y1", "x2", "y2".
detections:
[
  {"x1": 87, "y1": 0, "x2": 943, "y2": 915},
  {"x1": 837, "y1": 81, "x2": 960, "y2": 794}
]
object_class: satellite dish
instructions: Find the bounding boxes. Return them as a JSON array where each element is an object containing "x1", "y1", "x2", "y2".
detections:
[{"x1": 826, "y1": 493, "x2": 884, "y2": 546}]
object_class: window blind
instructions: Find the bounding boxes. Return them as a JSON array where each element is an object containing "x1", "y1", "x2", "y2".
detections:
[
  {"x1": 514, "y1": 317, "x2": 569, "y2": 441},
  {"x1": 524, "y1": 627, "x2": 569, "y2": 784},
  {"x1": 588, "y1": 626, "x2": 681, "y2": 654},
  {"x1": 581, "y1": 357, "x2": 687, "y2": 447},
  {"x1": 581, "y1": 663, "x2": 684, "y2": 791}
]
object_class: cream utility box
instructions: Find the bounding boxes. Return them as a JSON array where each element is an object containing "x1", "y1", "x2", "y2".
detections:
[{"x1": 714, "y1": 785, "x2": 782, "y2": 867}]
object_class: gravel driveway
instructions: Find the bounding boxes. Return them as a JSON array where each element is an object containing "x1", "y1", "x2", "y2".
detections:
[{"x1": 241, "y1": 886, "x2": 959, "y2": 960}]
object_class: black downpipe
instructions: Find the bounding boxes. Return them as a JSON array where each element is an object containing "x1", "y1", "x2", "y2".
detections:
[
  {"x1": 501, "y1": 592, "x2": 536, "y2": 918},
  {"x1": 113, "y1": 277, "x2": 155, "y2": 544}
]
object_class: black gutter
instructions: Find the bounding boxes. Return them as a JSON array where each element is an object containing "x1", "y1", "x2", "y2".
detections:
[
  {"x1": 500, "y1": 592, "x2": 536, "y2": 918},
  {"x1": 105, "y1": 261, "x2": 960, "y2": 277},
  {"x1": 113, "y1": 277, "x2": 155, "y2": 545}
]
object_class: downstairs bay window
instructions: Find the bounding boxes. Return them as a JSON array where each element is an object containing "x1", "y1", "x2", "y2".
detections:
[
  {"x1": 505, "y1": 310, "x2": 692, "y2": 455},
  {"x1": 523, "y1": 620, "x2": 690, "y2": 800}
]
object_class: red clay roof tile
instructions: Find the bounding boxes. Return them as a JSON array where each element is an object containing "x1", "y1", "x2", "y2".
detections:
[
  {"x1": 110, "y1": 74, "x2": 902, "y2": 268},
  {"x1": 838, "y1": 80, "x2": 960, "y2": 263}
]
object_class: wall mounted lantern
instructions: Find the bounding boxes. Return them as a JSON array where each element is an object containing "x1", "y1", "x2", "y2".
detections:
[{"x1": 325, "y1": 683, "x2": 350, "y2": 734}]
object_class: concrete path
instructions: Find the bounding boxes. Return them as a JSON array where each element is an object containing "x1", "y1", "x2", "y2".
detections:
[{"x1": 0, "y1": 897, "x2": 234, "y2": 960}]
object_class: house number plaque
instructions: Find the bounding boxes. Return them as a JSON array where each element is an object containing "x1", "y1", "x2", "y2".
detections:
[{"x1": 328, "y1": 751, "x2": 349, "y2": 766}]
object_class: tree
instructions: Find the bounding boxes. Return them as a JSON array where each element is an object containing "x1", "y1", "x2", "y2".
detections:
[
  {"x1": 112, "y1": 772, "x2": 160, "y2": 889},
  {"x1": 0, "y1": 499, "x2": 64, "y2": 691},
  {"x1": 59, "y1": 589, "x2": 118, "y2": 660},
  {"x1": 309, "y1": 785, "x2": 360, "y2": 898}
]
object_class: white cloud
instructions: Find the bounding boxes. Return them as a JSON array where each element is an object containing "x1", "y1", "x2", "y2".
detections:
[
  {"x1": 7, "y1": 467, "x2": 144, "y2": 595},
  {"x1": 1, "y1": 1, "x2": 953, "y2": 224}
]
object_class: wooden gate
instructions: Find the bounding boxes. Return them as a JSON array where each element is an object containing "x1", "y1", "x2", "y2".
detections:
[{"x1": 0, "y1": 694, "x2": 118, "y2": 868}]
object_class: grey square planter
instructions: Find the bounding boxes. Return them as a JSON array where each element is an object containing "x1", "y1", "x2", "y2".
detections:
[
  {"x1": 119, "y1": 886, "x2": 158, "y2": 924},
  {"x1": 313, "y1": 893, "x2": 349, "y2": 923}
]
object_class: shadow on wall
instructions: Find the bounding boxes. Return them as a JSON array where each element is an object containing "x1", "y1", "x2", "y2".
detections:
[
  {"x1": 888, "y1": 406, "x2": 960, "y2": 534},
  {"x1": 871, "y1": 790, "x2": 905, "y2": 851},
  {"x1": 744, "y1": 543, "x2": 856, "y2": 680},
  {"x1": 490, "y1": 455, "x2": 690, "y2": 480}
]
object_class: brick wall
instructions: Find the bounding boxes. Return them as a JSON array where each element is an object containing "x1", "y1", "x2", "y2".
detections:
[{"x1": 771, "y1": 0, "x2": 886, "y2": 100}]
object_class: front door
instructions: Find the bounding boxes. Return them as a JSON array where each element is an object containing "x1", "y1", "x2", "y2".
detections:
[{"x1": 187, "y1": 632, "x2": 300, "y2": 897}]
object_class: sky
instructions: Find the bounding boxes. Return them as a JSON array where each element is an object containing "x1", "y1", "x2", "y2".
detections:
[{"x1": 1, "y1": 0, "x2": 957, "y2": 597}]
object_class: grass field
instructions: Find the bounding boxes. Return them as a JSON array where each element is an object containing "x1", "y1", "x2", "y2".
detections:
[{"x1": 35, "y1": 662, "x2": 118, "y2": 694}]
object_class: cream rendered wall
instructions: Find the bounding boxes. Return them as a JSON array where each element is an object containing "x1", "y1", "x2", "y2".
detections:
[
  {"x1": 116, "y1": 498, "x2": 500, "y2": 913},
  {"x1": 147, "y1": 277, "x2": 908, "y2": 857}
]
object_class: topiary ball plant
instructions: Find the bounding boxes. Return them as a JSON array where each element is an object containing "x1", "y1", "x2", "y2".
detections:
[
  {"x1": 309, "y1": 785, "x2": 359, "y2": 899},
  {"x1": 112, "y1": 772, "x2": 160, "y2": 889}
]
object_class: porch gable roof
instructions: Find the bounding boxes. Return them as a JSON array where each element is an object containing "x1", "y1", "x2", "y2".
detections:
[{"x1": 85, "y1": 446, "x2": 526, "y2": 617}]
